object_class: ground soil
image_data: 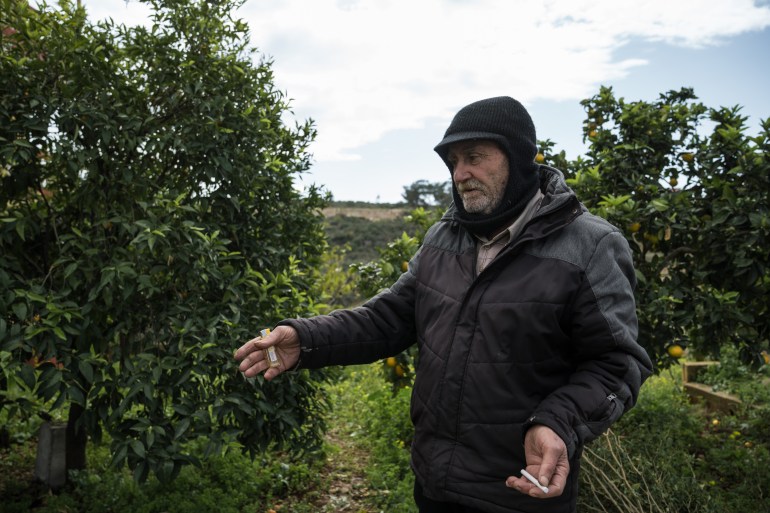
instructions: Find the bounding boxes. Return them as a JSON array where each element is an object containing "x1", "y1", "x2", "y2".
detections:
[
  {"x1": 270, "y1": 422, "x2": 379, "y2": 513},
  {"x1": 314, "y1": 428, "x2": 377, "y2": 512}
]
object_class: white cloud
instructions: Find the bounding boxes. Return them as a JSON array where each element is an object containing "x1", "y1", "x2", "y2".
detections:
[
  {"x1": 69, "y1": 0, "x2": 153, "y2": 28},
  {"x1": 236, "y1": 0, "x2": 770, "y2": 162},
  {"x1": 74, "y1": 0, "x2": 770, "y2": 166}
]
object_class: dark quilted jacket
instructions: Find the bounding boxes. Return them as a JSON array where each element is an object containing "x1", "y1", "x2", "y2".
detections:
[{"x1": 281, "y1": 166, "x2": 653, "y2": 513}]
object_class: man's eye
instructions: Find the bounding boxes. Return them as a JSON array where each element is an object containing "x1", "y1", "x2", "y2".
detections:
[{"x1": 468, "y1": 154, "x2": 481, "y2": 164}]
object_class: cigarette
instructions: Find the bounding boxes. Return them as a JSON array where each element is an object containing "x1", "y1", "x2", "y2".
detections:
[{"x1": 520, "y1": 469, "x2": 549, "y2": 494}]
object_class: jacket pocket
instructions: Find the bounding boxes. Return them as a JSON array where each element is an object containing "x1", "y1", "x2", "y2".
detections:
[{"x1": 577, "y1": 393, "x2": 623, "y2": 442}]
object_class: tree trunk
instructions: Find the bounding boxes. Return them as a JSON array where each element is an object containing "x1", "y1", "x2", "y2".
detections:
[{"x1": 65, "y1": 402, "x2": 88, "y2": 471}]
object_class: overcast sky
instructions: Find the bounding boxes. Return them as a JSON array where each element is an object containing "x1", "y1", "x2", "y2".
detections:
[{"x1": 75, "y1": 0, "x2": 770, "y2": 203}]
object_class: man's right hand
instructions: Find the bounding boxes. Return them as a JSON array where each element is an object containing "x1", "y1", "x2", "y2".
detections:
[{"x1": 234, "y1": 325, "x2": 300, "y2": 380}]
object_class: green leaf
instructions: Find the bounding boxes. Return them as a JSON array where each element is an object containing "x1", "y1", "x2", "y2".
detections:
[
  {"x1": 68, "y1": 385, "x2": 86, "y2": 406},
  {"x1": 63, "y1": 262, "x2": 79, "y2": 279},
  {"x1": 650, "y1": 198, "x2": 669, "y2": 212},
  {"x1": 12, "y1": 303, "x2": 27, "y2": 320},
  {"x1": 19, "y1": 364, "x2": 36, "y2": 389},
  {"x1": 78, "y1": 360, "x2": 94, "y2": 384},
  {"x1": 111, "y1": 443, "x2": 128, "y2": 468},
  {"x1": 174, "y1": 418, "x2": 190, "y2": 440},
  {"x1": 131, "y1": 440, "x2": 145, "y2": 458},
  {"x1": 25, "y1": 291, "x2": 46, "y2": 303},
  {"x1": 133, "y1": 461, "x2": 148, "y2": 484}
]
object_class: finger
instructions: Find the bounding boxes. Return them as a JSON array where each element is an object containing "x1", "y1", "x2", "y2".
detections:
[
  {"x1": 539, "y1": 450, "x2": 571, "y2": 490},
  {"x1": 263, "y1": 366, "x2": 283, "y2": 381},
  {"x1": 236, "y1": 328, "x2": 278, "y2": 360},
  {"x1": 238, "y1": 345, "x2": 266, "y2": 374},
  {"x1": 233, "y1": 336, "x2": 263, "y2": 361},
  {"x1": 546, "y1": 463, "x2": 570, "y2": 493},
  {"x1": 505, "y1": 475, "x2": 559, "y2": 498},
  {"x1": 538, "y1": 459, "x2": 556, "y2": 487},
  {"x1": 536, "y1": 445, "x2": 563, "y2": 486},
  {"x1": 241, "y1": 357, "x2": 271, "y2": 378}
]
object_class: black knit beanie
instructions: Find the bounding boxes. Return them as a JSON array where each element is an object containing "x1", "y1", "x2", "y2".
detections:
[{"x1": 434, "y1": 96, "x2": 540, "y2": 236}]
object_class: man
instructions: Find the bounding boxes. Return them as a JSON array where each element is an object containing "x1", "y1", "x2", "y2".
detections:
[{"x1": 235, "y1": 96, "x2": 653, "y2": 513}]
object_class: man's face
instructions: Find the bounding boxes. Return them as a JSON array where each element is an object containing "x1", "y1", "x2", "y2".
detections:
[{"x1": 447, "y1": 140, "x2": 509, "y2": 214}]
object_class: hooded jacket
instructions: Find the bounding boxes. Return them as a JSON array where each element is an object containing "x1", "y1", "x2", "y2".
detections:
[{"x1": 281, "y1": 166, "x2": 653, "y2": 513}]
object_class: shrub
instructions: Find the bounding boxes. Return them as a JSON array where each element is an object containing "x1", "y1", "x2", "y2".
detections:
[{"x1": 578, "y1": 372, "x2": 717, "y2": 513}]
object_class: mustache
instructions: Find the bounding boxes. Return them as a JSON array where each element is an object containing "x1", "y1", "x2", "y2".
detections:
[{"x1": 456, "y1": 178, "x2": 486, "y2": 194}]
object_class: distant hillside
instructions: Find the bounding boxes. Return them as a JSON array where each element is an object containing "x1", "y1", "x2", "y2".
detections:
[
  {"x1": 322, "y1": 205, "x2": 413, "y2": 265},
  {"x1": 322, "y1": 206, "x2": 408, "y2": 221}
]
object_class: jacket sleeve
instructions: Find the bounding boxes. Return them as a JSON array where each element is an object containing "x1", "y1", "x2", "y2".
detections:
[
  {"x1": 278, "y1": 249, "x2": 421, "y2": 369},
  {"x1": 524, "y1": 230, "x2": 653, "y2": 458}
]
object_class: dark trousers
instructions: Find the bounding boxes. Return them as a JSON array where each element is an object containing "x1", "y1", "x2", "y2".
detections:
[{"x1": 414, "y1": 481, "x2": 486, "y2": 513}]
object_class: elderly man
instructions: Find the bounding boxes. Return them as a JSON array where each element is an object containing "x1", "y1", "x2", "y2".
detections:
[{"x1": 235, "y1": 96, "x2": 652, "y2": 513}]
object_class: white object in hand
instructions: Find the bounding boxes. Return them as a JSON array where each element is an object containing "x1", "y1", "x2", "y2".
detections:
[
  {"x1": 520, "y1": 469, "x2": 549, "y2": 494},
  {"x1": 260, "y1": 328, "x2": 281, "y2": 368}
]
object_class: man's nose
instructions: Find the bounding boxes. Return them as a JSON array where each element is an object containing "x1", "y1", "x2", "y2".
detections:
[{"x1": 453, "y1": 162, "x2": 472, "y2": 182}]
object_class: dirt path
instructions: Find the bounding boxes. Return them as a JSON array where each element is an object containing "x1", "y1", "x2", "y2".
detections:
[
  {"x1": 269, "y1": 422, "x2": 380, "y2": 513},
  {"x1": 313, "y1": 427, "x2": 378, "y2": 512}
]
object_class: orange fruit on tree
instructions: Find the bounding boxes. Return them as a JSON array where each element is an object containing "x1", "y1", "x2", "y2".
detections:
[
  {"x1": 386, "y1": 357, "x2": 397, "y2": 367},
  {"x1": 401, "y1": 261, "x2": 409, "y2": 273},
  {"x1": 394, "y1": 364, "x2": 405, "y2": 377},
  {"x1": 681, "y1": 152, "x2": 694, "y2": 163},
  {"x1": 535, "y1": 153, "x2": 545, "y2": 164},
  {"x1": 667, "y1": 344, "x2": 684, "y2": 359},
  {"x1": 629, "y1": 222, "x2": 641, "y2": 233}
]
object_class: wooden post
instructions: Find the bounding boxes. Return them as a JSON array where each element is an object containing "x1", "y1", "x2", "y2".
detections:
[{"x1": 34, "y1": 422, "x2": 68, "y2": 489}]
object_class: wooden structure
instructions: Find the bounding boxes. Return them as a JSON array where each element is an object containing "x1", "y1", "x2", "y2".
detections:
[{"x1": 681, "y1": 361, "x2": 742, "y2": 413}]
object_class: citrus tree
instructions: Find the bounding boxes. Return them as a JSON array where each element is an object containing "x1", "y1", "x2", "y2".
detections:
[
  {"x1": 1, "y1": 0, "x2": 330, "y2": 482},
  {"x1": 561, "y1": 87, "x2": 769, "y2": 368}
]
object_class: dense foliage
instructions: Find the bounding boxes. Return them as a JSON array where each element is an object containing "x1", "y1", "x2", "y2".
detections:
[
  {"x1": 565, "y1": 87, "x2": 769, "y2": 367},
  {"x1": 1, "y1": 0, "x2": 331, "y2": 482}
]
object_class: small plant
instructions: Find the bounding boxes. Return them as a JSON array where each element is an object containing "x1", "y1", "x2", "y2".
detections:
[
  {"x1": 699, "y1": 344, "x2": 770, "y2": 405},
  {"x1": 578, "y1": 372, "x2": 717, "y2": 513}
]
